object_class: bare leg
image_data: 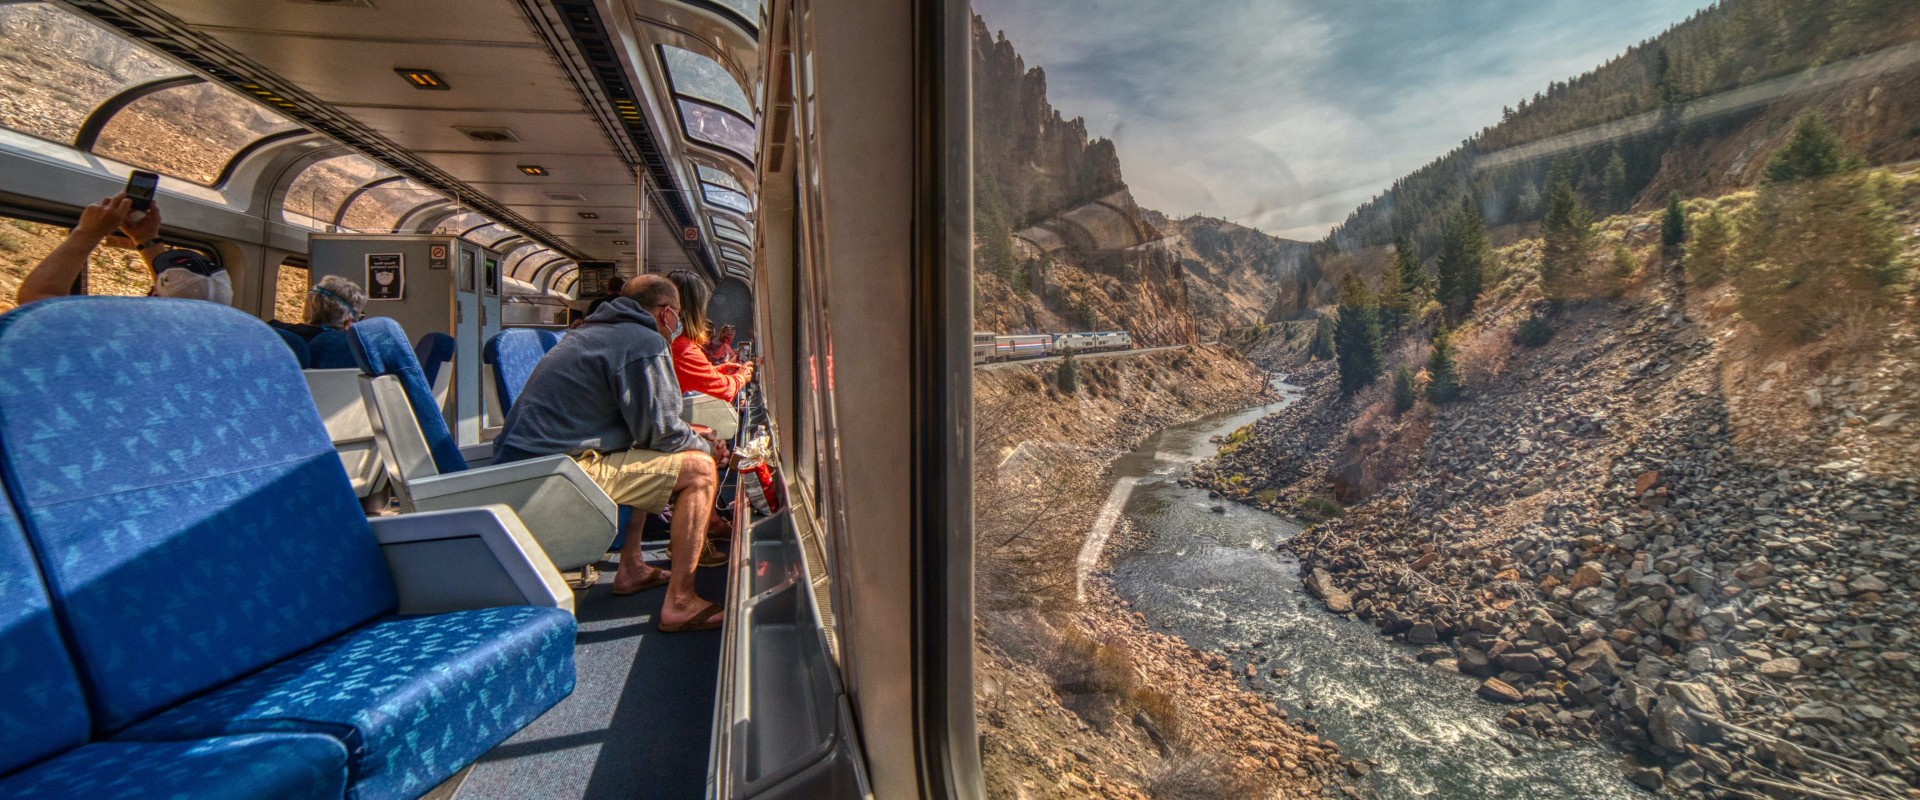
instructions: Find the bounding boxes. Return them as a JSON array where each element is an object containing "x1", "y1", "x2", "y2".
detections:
[
  {"x1": 611, "y1": 505, "x2": 668, "y2": 593},
  {"x1": 659, "y1": 453, "x2": 721, "y2": 628}
]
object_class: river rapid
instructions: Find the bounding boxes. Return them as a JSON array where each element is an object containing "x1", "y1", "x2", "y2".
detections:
[{"x1": 1102, "y1": 379, "x2": 1648, "y2": 799}]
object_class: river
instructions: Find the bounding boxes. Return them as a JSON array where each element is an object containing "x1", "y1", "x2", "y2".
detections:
[{"x1": 1101, "y1": 379, "x2": 1647, "y2": 799}]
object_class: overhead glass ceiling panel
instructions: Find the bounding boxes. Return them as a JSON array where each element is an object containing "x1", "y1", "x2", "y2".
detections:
[
  {"x1": 718, "y1": 243, "x2": 751, "y2": 264},
  {"x1": 678, "y1": 99, "x2": 755, "y2": 162},
  {"x1": 0, "y1": 3, "x2": 186, "y2": 144},
  {"x1": 703, "y1": 184, "x2": 753, "y2": 215},
  {"x1": 660, "y1": 46, "x2": 753, "y2": 119},
  {"x1": 710, "y1": 215, "x2": 749, "y2": 239},
  {"x1": 506, "y1": 247, "x2": 552, "y2": 279},
  {"x1": 437, "y1": 210, "x2": 492, "y2": 236},
  {"x1": 339, "y1": 179, "x2": 442, "y2": 232},
  {"x1": 708, "y1": 0, "x2": 762, "y2": 28},
  {"x1": 713, "y1": 226, "x2": 751, "y2": 250},
  {"x1": 696, "y1": 163, "x2": 745, "y2": 193},
  {"x1": 95, "y1": 81, "x2": 299, "y2": 185},
  {"x1": 283, "y1": 154, "x2": 395, "y2": 228}
]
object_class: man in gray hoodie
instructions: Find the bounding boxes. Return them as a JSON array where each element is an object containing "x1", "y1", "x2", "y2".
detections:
[{"x1": 495, "y1": 274, "x2": 726, "y2": 632}]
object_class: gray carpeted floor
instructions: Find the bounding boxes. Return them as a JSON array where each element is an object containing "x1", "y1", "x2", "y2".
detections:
[{"x1": 457, "y1": 549, "x2": 728, "y2": 800}]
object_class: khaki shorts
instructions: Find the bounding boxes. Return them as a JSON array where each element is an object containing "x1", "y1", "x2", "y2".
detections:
[{"x1": 573, "y1": 448, "x2": 688, "y2": 513}]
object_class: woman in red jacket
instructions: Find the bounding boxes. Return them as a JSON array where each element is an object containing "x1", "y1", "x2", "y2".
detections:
[{"x1": 666, "y1": 270, "x2": 754, "y2": 402}]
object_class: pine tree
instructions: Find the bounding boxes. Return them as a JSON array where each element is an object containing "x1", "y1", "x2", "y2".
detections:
[
  {"x1": 1308, "y1": 316, "x2": 1335, "y2": 360},
  {"x1": 1437, "y1": 198, "x2": 1488, "y2": 324},
  {"x1": 1764, "y1": 112, "x2": 1851, "y2": 184},
  {"x1": 1391, "y1": 365, "x2": 1417, "y2": 413},
  {"x1": 1393, "y1": 235, "x2": 1425, "y2": 301},
  {"x1": 1333, "y1": 275, "x2": 1384, "y2": 396},
  {"x1": 1425, "y1": 326, "x2": 1460, "y2": 403},
  {"x1": 1602, "y1": 148, "x2": 1630, "y2": 211},
  {"x1": 1377, "y1": 248, "x2": 1406, "y2": 331},
  {"x1": 1686, "y1": 207, "x2": 1732, "y2": 286},
  {"x1": 1661, "y1": 192, "x2": 1687, "y2": 249},
  {"x1": 1540, "y1": 165, "x2": 1593, "y2": 300}
]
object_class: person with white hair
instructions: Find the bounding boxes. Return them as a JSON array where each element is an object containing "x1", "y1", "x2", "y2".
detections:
[
  {"x1": 271, "y1": 274, "x2": 368, "y2": 342},
  {"x1": 13, "y1": 196, "x2": 233, "y2": 307}
]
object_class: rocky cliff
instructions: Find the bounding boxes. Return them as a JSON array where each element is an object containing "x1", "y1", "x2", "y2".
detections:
[{"x1": 1145, "y1": 212, "x2": 1310, "y2": 340}]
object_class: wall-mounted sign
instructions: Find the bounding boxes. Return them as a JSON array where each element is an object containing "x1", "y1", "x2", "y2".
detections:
[
  {"x1": 367, "y1": 253, "x2": 404, "y2": 300},
  {"x1": 427, "y1": 243, "x2": 449, "y2": 270},
  {"x1": 682, "y1": 226, "x2": 699, "y2": 242}
]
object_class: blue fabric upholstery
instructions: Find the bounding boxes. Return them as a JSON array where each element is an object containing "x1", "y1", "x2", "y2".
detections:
[
  {"x1": 122, "y1": 606, "x2": 577, "y2": 800},
  {"x1": 413, "y1": 332, "x2": 456, "y2": 389},
  {"x1": 482, "y1": 329, "x2": 550, "y2": 413},
  {"x1": 0, "y1": 734, "x2": 348, "y2": 800},
  {"x1": 0, "y1": 298, "x2": 397, "y2": 732},
  {"x1": 0, "y1": 503, "x2": 89, "y2": 776},
  {"x1": 273, "y1": 327, "x2": 312, "y2": 368},
  {"x1": 347, "y1": 318, "x2": 467, "y2": 475},
  {"x1": 308, "y1": 330, "x2": 359, "y2": 370},
  {"x1": 536, "y1": 329, "x2": 561, "y2": 352}
]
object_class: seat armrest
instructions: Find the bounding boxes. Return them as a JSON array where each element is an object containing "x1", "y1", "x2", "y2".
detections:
[
  {"x1": 407, "y1": 455, "x2": 617, "y2": 524},
  {"x1": 370, "y1": 505, "x2": 574, "y2": 615}
]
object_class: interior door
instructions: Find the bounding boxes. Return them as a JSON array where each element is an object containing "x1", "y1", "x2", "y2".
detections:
[{"x1": 453, "y1": 243, "x2": 483, "y2": 447}]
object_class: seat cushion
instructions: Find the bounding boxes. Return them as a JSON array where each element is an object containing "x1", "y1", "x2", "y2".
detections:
[
  {"x1": 482, "y1": 329, "x2": 549, "y2": 412},
  {"x1": 121, "y1": 606, "x2": 577, "y2": 800},
  {"x1": 308, "y1": 331, "x2": 359, "y2": 370},
  {"x1": 0, "y1": 298, "x2": 397, "y2": 732},
  {"x1": 0, "y1": 504, "x2": 89, "y2": 775},
  {"x1": 0, "y1": 733, "x2": 348, "y2": 800}
]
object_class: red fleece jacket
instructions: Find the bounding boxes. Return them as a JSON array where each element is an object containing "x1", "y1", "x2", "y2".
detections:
[{"x1": 671, "y1": 334, "x2": 749, "y2": 402}]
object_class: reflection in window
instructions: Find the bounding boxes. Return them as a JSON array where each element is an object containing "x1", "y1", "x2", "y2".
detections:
[
  {"x1": 338, "y1": 180, "x2": 442, "y2": 232},
  {"x1": 95, "y1": 82, "x2": 298, "y2": 185},
  {"x1": 718, "y1": 242, "x2": 751, "y2": 264},
  {"x1": 284, "y1": 154, "x2": 396, "y2": 228},
  {"x1": 710, "y1": 215, "x2": 750, "y2": 240},
  {"x1": 704, "y1": 184, "x2": 753, "y2": 215},
  {"x1": 0, "y1": 3, "x2": 184, "y2": 144},
  {"x1": 697, "y1": 163, "x2": 746, "y2": 193},
  {"x1": 661, "y1": 46, "x2": 753, "y2": 119},
  {"x1": 706, "y1": 0, "x2": 761, "y2": 28},
  {"x1": 678, "y1": 99, "x2": 755, "y2": 161},
  {"x1": 713, "y1": 226, "x2": 752, "y2": 250}
]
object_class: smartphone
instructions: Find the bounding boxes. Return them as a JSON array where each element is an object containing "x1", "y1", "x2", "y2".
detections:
[{"x1": 125, "y1": 170, "x2": 159, "y2": 212}]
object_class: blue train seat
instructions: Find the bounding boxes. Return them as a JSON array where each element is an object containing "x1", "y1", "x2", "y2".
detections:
[
  {"x1": 310, "y1": 329, "x2": 359, "y2": 370},
  {"x1": 482, "y1": 328, "x2": 553, "y2": 413},
  {"x1": 272, "y1": 326, "x2": 311, "y2": 368},
  {"x1": 413, "y1": 331, "x2": 456, "y2": 410},
  {"x1": 0, "y1": 298, "x2": 576, "y2": 800},
  {"x1": 351, "y1": 317, "x2": 618, "y2": 573}
]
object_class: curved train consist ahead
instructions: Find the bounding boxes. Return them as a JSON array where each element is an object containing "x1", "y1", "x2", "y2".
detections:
[{"x1": 971, "y1": 329, "x2": 1133, "y2": 363}]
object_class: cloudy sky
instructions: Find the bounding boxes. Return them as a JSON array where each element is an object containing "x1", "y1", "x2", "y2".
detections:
[{"x1": 973, "y1": 0, "x2": 1713, "y2": 241}]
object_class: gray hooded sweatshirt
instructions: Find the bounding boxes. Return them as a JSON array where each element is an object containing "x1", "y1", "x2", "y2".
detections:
[{"x1": 493, "y1": 296, "x2": 711, "y2": 463}]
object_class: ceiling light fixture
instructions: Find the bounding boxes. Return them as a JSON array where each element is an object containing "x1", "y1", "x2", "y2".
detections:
[
  {"x1": 577, "y1": 212, "x2": 599, "y2": 219},
  {"x1": 395, "y1": 68, "x2": 449, "y2": 90},
  {"x1": 612, "y1": 239, "x2": 629, "y2": 245},
  {"x1": 517, "y1": 164, "x2": 548, "y2": 176}
]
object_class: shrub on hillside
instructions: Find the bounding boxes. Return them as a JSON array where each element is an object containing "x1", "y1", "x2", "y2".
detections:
[
  {"x1": 1425, "y1": 327, "x2": 1460, "y2": 403},
  {"x1": 1308, "y1": 316, "x2": 1335, "y2": 360},
  {"x1": 1686, "y1": 207, "x2": 1734, "y2": 287},
  {"x1": 1333, "y1": 275, "x2": 1384, "y2": 395},
  {"x1": 1056, "y1": 349, "x2": 1079, "y2": 394},
  {"x1": 1514, "y1": 313, "x2": 1555, "y2": 347},
  {"x1": 1732, "y1": 170, "x2": 1906, "y2": 343}
]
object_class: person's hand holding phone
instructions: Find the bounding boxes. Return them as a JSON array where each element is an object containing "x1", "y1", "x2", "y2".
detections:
[
  {"x1": 120, "y1": 199, "x2": 163, "y2": 249},
  {"x1": 72, "y1": 196, "x2": 132, "y2": 244}
]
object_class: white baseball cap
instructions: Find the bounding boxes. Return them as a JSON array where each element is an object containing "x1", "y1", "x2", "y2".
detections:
[{"x1": 150, "y1": 250, "x2": 234, "y2": 305}]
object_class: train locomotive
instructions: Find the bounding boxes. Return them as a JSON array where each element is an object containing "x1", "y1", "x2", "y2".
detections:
[{"x1": 971, "y1": 330, "x2": 1133, "y2": 364}]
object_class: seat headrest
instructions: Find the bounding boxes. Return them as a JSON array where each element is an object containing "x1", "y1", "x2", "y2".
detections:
[
  {"x1": 307, "y1": 330, "x2": 357, "y2": 370},
  {"x1": 348, "y1": 318, "x2": 467, "y2": 474},
  {"x1": 272, "y1": 326, "x2": 311, "y2": 368},
  {"x1": 413, "y1": 332, "x2": 457, "y2": 386}
]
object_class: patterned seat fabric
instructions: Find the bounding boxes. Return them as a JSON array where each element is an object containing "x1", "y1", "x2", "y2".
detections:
[
  {"x1": 0, "y1": 734, "x2": 348, "y2": 800},
  {"x1": 350, "y1": 319, "x2": 468, "y2": 474},
  {"x1": 0, "y1": 298, "x2": 397, "y2": 732},
  {"x1": 308, "y1": 330, "x2": 359, "y2": 370},
  {"x1": 272, "y1": 327, "x2": 312, "y2": 368},
  {"x1": 121, "y1": 606, "x2": 577, "y2": 800},
  {"x1": 0, "y1": 504, "x2": 90, "y2": 777},
  {"x1": 482, "y1": 328, "x2": 552, "y2": 412}
]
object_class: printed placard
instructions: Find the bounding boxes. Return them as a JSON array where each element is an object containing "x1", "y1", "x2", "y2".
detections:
[
  {"x1": 427, "y1": 243, "x2": 450, "y2": 270},
  {"x1": 367, "y1": 253, "x2": 404, "y2": 300}
]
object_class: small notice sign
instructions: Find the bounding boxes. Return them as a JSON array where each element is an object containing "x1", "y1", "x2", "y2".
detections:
[
  {"x1": 682, "y1": 226, "x2": 699, "y2": 242},
  {"x1": 427, "y1": 243, "x2": 450, "y2": 270},
  {"x1": 367, "y1": 253, "x2": 404, "y2": 300}
]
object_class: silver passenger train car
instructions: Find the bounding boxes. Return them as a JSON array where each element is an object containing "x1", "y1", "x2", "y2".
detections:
[{"x1": 970, "y1": 330, "x2": 1133, "y2": 363}]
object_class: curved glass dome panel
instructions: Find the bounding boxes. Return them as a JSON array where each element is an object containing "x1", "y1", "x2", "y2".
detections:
[
  {"x1": 710, "y1": 215, "x2": 749, "y2": 240},
  {"x1": 696, "y1": 163, "x2": 746, "y2": 194},
  {"x1": 0, "y1": 3, "x2": 186, "y2": 144},
  {"x1": 435, "y1": 210, "x2": 493, "y2": 236},
  {"x1": 283, "y1": 154, "x2": 396, "y2": 228},
  {"x1": 95, "y1": 81, "x2": 299, "y2": 185},
  {"x1": 678, "y1": 99, "x2": 755, "y2": 162},
  {"x1": 718, "y1": 243, "x2": 751, "y2": 264},
  {"x1": 661, "y1": 46, "x2": 752, "y2": 119},
  {"x1": 712, "y1": 224, "x2": 751, "y2": 250},
  {"x1": 467, "y1": 224, "x2": 519, "y2": 249},
  {"x1": 707, "y1": 0, "x2": 762, "y2": 28},
  {"x1": 703, "y1": 185, "x2": 753, "y2": 215},
  {"x1": 505, "y1": 246, "x2": 552, "y2": 279},
  {"x1": 339, "y1": 179, "x2": 442, "y2": 232}
]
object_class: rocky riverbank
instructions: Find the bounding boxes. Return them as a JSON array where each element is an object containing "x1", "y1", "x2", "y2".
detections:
[
  {"x1": 974, "y1": 345, "x2": 1352, "y2": 798},
  {"x1": 1195, "y1": 292, "x2": 1920, "y2": 798}
]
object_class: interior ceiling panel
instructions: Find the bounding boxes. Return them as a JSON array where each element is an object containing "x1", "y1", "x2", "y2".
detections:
[
  {"x1": 154, "y1": 0, "x2": 542, "y2": 42},
  {"x1": 431, "y1": 153, "x2": 633, "y2": 186},
  {"x1": 341, "y1": 108, "x2": 610, "y2": 153},
  {"x1": 185, "y1": 33, "x2": 572, "y2": 109}
]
